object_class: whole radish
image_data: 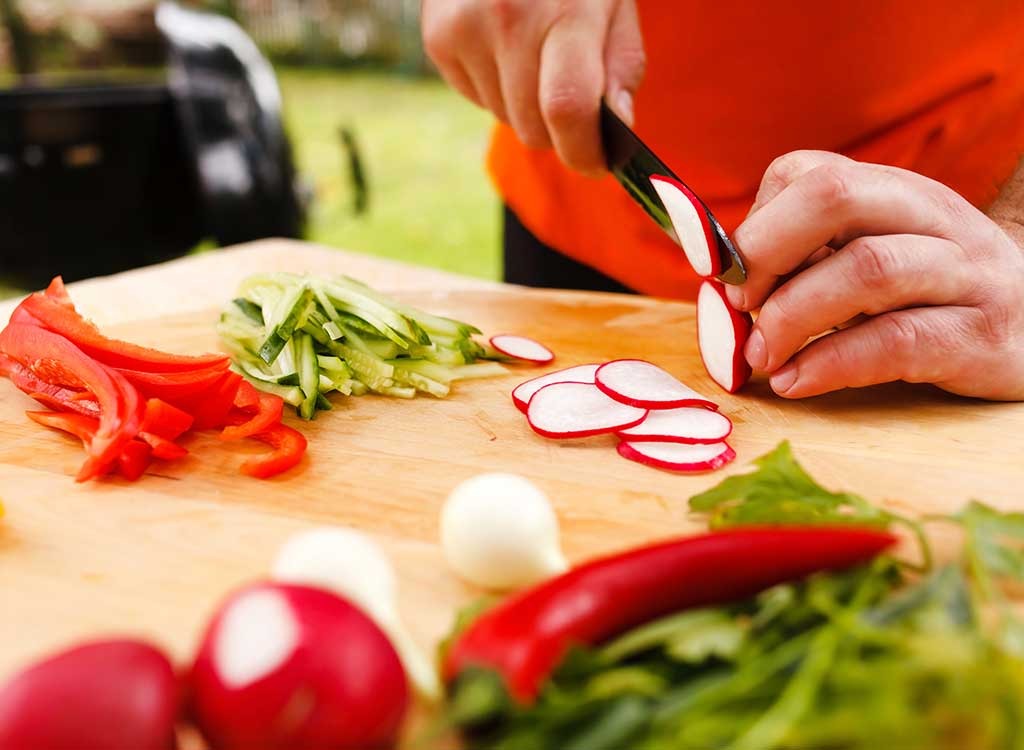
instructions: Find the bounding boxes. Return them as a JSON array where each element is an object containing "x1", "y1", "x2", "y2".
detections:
[
  {"x1": 189, "y1": 582, "x2": 408, "y2": 750},
  {"x1": 0, "y1": 639, "x2": 179, "y2": 750}
]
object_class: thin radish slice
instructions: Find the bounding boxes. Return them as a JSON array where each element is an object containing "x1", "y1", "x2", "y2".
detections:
[
  {"x1": 618, "y1": 440, "x2": 736, "y2": 473},
  {"x1": 490, "y1": 335, "x2": 555, "y2": 364},
  {"x1": 617, "y1": 407, "x2": 733, "y2": 444},
  {"x1": 511, "y1": 363, "x2": 601, "y2": 413},
  {"x1": 527, "y1": 382, "x2": 647, "y2": 439},
  {"x1": 650, "y1": 175, "x2": 720, "y2": 278},
  {"x1": 595, "y1": 359, "x2": 717, "y2": 410},
  {"x1": 698, "y1": 281, "x2": 753, "y2": 393}
]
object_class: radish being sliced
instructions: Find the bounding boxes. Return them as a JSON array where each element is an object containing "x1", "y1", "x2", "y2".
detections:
[
  {"x1": 527, "y1": 382, "x2": 647, "y2": 439},
  {"x1": 490, "y1": 335, "x2": 555, "y2": 364},
  {"x1": 595, "y1": 359, "x2": 717, "y2": 410},
  {"x1": 618, "y1": 440, "x2": 736, "y2": 473},
  {"x1": 650, "y1": 175, "x2": 720, "y2": 278},
  {"x1": 511, "y1": 363, "x2": 601, "y2": 413},
  {"x1": 617, "y1": 406, "x2": 733, "y2": 444},
  {"x1": 697, "y1": 280, "x2": 753, "y2": 393}
]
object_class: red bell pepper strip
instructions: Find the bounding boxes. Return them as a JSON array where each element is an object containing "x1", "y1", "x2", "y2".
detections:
[
  {"x1": 443, "y1": 526, "x2": 896, "y2": 703},
  {"x1": 116, "y1": 439, "x2": 152, "y2": 481},
  {"x1": 220, "y1": 393, "x2": 284, "y2": 442},
  {"x1": 238, "y1": 423, "x2": 307, "y2": 479},
  {"x1": 233, "y1": 380, "x2": 261, "y2": 412},
  {"x1": 138, "y1": 432, "x2": 189, "y2": 460},
  {"x1": 186, "y1": 372, "x2": 244, "y2": 431},
  {"x1": 0, "y1": 324, "x2": 141, "y2": 481},
  {"x1": 20, "y1": 277, "x2": 229, "y2": 373},
  {"x1": 139, "y1": 398, "x2": 194, "y2": 441},
  {"x1": 2, "y1": 357, "x2": 101, "y2": 417},
  {"x1": 115, "y1": 364, "x2": 230, "y2": 404},
  {"x1": 26, "y1": 411, "x2": 99, "y2": 445}
]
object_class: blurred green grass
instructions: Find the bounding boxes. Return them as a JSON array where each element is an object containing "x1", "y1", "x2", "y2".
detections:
[{"x1": 278, "y1": 68, "x2": 501, "y2": 280}]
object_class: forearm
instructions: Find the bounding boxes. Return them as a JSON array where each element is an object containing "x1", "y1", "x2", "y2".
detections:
[{"x1": 988, "y1": 156, "x2": 1024, "y2": 246}]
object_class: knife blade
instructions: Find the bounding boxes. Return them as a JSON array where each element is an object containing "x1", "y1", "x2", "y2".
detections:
[{"x1": 599, "y1": 100, "x2": 747, "y2": 285}]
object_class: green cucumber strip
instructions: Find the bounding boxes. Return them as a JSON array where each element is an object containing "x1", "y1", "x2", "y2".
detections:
[
  {"x1": 315, "y1": 393, "x2": 333, "y2": 411},
  {"x1": 258, "y1": 285, "x2": 315, "y2": 365},
  {"x1": 323, "y1": 321, "x2": 344, "y2": 341},
  {"x1": 450, "y1": 362, "x2": 510, "y2": 380},
  {"x1": 233, "y1": 298, "x2": 264, "y2": 325},
  {"x1": 387, "y1": 358, "x2": 456, "y2": 384},
  {"x1": 232, "y1": 365, "x2": 305, "y2": 407},
  {"x1": 392, "y1": 368, "x2": 451, "y2": 398},
  {"x1": 323, "y1": 280, "x2": 417, "y2": 344},
  {"x1": 350, "y1": 380, "x2": 369, "y2": 396},
  {"x1": 364, "y1": 338, "x2": 401, "y2": 360},
  {"x1": 312, "y1": 284, "x2": 341, "y2": 323},
  {"x1": 295, "y1": 332, "x2": 320, "y2": 420},
  {"x1": 408, "y1": 343, "x2": 466, "y2": 366},
  {"x1": 335, "y1": 311, "x2": 384, "y2": 338},
  {"x1": 339, "y1": 275, "x2": 482, "y2": 336},
  {"x1": 380, "y1": 385, "x2": 416, "y2": 399}
]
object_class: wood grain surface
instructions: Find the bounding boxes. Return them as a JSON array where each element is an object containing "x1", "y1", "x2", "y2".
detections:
[{"x1": 1, "y1": 240, "x2": 1022, "y2": 745}]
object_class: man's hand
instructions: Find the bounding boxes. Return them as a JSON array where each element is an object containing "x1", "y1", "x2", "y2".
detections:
[
  {"x1": 421, "y1": 0, "x2": 645, "y2": 176},
  {"x1": 728, "y1": 150, "x2": 1024, "y2": 401}
]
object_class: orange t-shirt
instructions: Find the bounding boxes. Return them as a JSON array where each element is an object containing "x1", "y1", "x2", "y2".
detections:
[{"x1": 489, "y1": 1, "x2": 1024, "y2": 300}]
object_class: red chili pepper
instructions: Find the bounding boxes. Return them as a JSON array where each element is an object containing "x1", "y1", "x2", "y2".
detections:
[
  {"x1": 1, "y1": 324, "x2": 141, "y2": 481},
  {"x1": 238, "y1": 423, "x2": 307, "y2": 479},
  {"x1": 20, "y1": 277, "x2": 229, "y2": 373},
  {"x1": 443, "y1": 526, "x2": 896, "y2": 703}
]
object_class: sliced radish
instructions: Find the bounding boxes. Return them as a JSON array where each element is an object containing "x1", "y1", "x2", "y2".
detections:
[
  {"x1": 617, "y1": 407, "x2": 732, "y2": 444},
  {"x1": 595, "y1": 359, "x2": 717, "y2": 410},
  {"x1": 511, "y1": 363, "x2": 601, "y2": 413},
  {"x1": 618, "y1": 441, "x2": 736, "y2": 473},
  {"x1": 527, "y1": 382, "x2": 647, "y2": 439},
  {"x1": 697, "y1": 281, "x2": 753, "y2": 394},
  {"x1": 490, "y1": 335, "x2": 555, "y2": 364},
  {"x1": 650, "y1": 175, "x2": 720, "y2": 278}
]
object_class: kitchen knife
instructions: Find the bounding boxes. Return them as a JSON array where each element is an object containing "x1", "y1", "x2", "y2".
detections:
[{"x1": 599, "y1": 100, "x2": 747, "y2": 285}]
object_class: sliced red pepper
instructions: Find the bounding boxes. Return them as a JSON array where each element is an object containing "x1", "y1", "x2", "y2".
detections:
[
  {"x1": 139, "y1": 398, "x2": 194, "y2": 441},
  {"x1": 186, "y1": 372, "x2": 244, "y2": 431},
  {"x1": 21, "y1": 277, "x2": 229, "y2": 373},
  {"x1": 443, "y1": 526, "x2": 896, "y2": 703},
  {"x1": 26, "y1": 410, "x2": 99, "y2": 445},
  {"x1": 138, "y1": 431, "x2": 189, "y2": 461},
  {"x1": 3, "y1": 357, "x2": 100, "y2": 417},
  {"x1": 220, "y1": 393, "x2": 284, "y2": 442},
  {"x1": 233, "y1": 380, "x2": 261, "y2": 412},
  {"x1": 116, "y1": 364, "x2": 230, "y2": 404},
  {"x1": 238, "y1": 423, "x2": 307, "y2": 479},
  {"x1": 116, "y1": 439, "x2": 152, "y2": 481},
  {"x1": 0, "y1": 324, "x2": 141, "y2": 481}
]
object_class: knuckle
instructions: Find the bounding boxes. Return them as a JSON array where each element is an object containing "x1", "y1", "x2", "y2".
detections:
[
  {"x1": 975, "y1": 297, "x2": 1017, "y2": 348},
  {"x1": 805, "y1": 163, "x2": 854, "y2": 209},
  {"x1": 763, "y1": 150, "x2": 827, "y2": 190},
  {"x1": 877, "y1": 313, "x2": 921, "y2": 354},
  {"x1": 541, "y1": 86, "x2": 593, "y2": 126},
  {"x1": 490, "y1": 0, "x2": 525, "y2": 34},
  {"x1": 846, "y1": 237, "x2": 899, "y2": 297}
]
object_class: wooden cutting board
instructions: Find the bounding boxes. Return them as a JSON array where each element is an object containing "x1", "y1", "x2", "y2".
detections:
[{"x1": 1, "y1": 240, "x2": 1023, "y2": 743}]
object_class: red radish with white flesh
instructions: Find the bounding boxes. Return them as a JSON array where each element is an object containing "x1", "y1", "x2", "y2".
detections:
[
  {"x1": 190, "y1": 582, "x2": 409, "y2": 750},
  {"x1": 0, "y1": 639, "x2": 179, "y2": 750},
  {"x1": 698, "y1": 280, "x2": 753, "y2": 393},
  {"x1": 489, "y1": 335, "x2": 555, "y2": 364},
  {"x1": 511, "y1": 363, "x2": 601, "y2": 413},
  {"x1": 527, "y1": 382, "x2": 647, "y2": 439},
  {"x1": 595, "y1": 359, "x2": 718, "y2": 410},
  {"x1": 650, "y1": 175, "x2": 720, "y2": 278},
  {"x1": 617, "y1": 406, "x2": 733, "y2": 444},
  {"x1": 618, "y1": 440, "x2": 736, "y2": 472}
]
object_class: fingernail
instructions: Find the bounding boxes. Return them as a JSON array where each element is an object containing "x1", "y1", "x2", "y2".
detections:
[
  {"x1": 744, "y1": 329, "x2": 767, "y2": 371},
  {"x1": 726, "y1": 285, "x2": 746, "y2": 310},
  {"x1": 615, "y1": 90, "x2": 635, "y2": 127},
  {"x1": 770, "y1": 363, "x2": 798, "y2": 395}
]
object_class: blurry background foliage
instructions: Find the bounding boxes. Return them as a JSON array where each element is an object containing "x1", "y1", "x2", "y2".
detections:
[{"x1": 0, "y1": 0, "x2": 501, "y2": 286}]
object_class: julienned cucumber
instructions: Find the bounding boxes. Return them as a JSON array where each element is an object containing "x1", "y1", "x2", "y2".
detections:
[{"x1": 218, "y1": 273, "x2": 509, "y2": 418}]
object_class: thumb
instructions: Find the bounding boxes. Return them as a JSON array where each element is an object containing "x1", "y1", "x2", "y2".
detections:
[{"x1": 604, "y1": 0, "x2": 646, "y2": 127}]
